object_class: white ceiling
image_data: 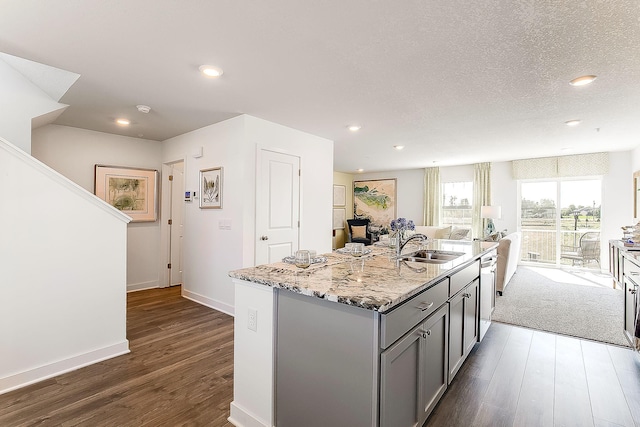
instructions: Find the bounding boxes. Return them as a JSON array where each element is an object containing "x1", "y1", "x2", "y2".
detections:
[{"x1": 2, "y1": 0, "x2": 640, "y2": 173}]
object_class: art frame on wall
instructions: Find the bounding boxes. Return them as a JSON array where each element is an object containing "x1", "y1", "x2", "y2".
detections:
[
  {"x1": 353, "y1": 178, "x2": 397, "y2": 228},
  {"x1": 333, "y1": 208, "x2": 346, "y2": 230},
  {"x1": 94, "y1": 165, "x2": 158, "y2": 222},
  {"x1": 200, "y1": 166, "x2": 223, "y2": 209},
  {"x1": 333, "y1": 185, "x2": 346, "y2": 207}
]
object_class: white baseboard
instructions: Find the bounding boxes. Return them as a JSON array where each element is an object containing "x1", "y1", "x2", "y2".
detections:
[
  {"x1": 228, "y1": 401, "x2": 270, "y2": 427},
  {"x1": 0, "y1": 340, "x2": 130, "y2": 395},
  {"x1": 182, "y1": 288, "x2": 235, "y2": 316},
  {"x1": 127, "y1": 280, "x2": 159, "y2": 292}
]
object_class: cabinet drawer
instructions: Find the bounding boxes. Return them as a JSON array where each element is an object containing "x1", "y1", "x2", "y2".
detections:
[
  {"x1": 624, "y1": 256, "x2": 640, "y2": 285},
  {"x1": 449, "y1": 260, "x2": 480, "y2": 297},
  {"x1": 380, "y1": 278, "x2": 449, "y2": 349}
]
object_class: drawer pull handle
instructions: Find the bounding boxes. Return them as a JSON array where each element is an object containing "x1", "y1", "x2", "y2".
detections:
[
  {"x1": 463, "y1": 293, "x2": 471, "y2": 298},
  {"x1": 420, "y1": 330, "x2": 431, "y2": 338},
  {"x1": 631, "y1": 289, "x2": 638, "y2": 295},
  {"x1": 418, "y1": 302, "x2": 434, "y2": 312}
]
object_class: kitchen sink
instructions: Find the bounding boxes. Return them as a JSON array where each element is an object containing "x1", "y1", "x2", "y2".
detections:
[{"x1": 400, "y1": 249, "x2": 465, "y2": 264}]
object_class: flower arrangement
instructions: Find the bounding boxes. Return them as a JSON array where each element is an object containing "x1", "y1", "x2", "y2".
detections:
[{"x1": 390, "y1": 217, "x2": 415, "y2": 239}]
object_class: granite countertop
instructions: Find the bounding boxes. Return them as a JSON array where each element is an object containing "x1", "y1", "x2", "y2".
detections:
[{"x1": 229, "y1": 240, "x2": 498, "y2": 313}]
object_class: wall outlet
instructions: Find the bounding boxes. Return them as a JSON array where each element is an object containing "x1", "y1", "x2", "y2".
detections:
[{"x1": 248, "y1": 308, "x2": 257, "y2": 332}]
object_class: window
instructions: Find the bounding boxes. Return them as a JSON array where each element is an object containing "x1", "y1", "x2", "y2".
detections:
[
  {"x1": 441, "y1": 182, "x2": 473, "y2": 227},
  {"x1": 519, "y1": 178, "x2": 602, "y2": 267}
]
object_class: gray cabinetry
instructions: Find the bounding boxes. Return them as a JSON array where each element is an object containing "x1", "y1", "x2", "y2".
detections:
[
  {"x1": 623, "y1": 257, "x2": 640, "y2": 351},
  {"x1": 448, "y1": 278, "x2": 479, "y2": 383},
  {"x1": 380, "y1": 304, "x2": 449, "y2": 427},
  {"x1": 609, "y1": 241, "x2": 640, "y2": 355}
]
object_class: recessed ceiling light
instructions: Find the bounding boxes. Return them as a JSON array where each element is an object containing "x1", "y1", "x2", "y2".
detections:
[
  {"x1": 199, "y1": 65, "x2": 224, "y2": 78},
  {"x1": 394, "y1": 145, "x2": 404, "y2": 150},
  {"x1": 356, "y1": 168, "x2": 364, "y2": 173},
  {"x1": 565, "y1": 120, "x2": 582, "y2": 126},
  {"x1": 347, "y1": 125, "x2": 361, "y2": 132},
  {"x1": 569, "y1": 75, "x2": 597, "y2": 86},
  {"x1": 136, "y1": 105, "x2": 151, "y2": 114},
  {"x1": 116, "y1": 118, "x2": 130, "y2": 126}
]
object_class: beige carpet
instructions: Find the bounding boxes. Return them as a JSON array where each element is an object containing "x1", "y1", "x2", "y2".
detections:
[{"x1": 492, "y1": 266, "x2": 628, "y2": 346}]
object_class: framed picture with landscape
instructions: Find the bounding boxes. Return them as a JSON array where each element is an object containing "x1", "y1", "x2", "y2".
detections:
[
  {"x1": 200, "y1": 166, "x2": 223, "y2": 209},
  {"x1": 94, "y1": 165, "x2": 158, "y2": 222},
  {"x1": 353, "y1": 178, "x2": 397, "y2": 227}
]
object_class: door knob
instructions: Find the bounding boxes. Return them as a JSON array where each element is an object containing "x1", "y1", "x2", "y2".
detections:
[{"x1": 260, "y1": 235, "x2": 269, "y2": 241}]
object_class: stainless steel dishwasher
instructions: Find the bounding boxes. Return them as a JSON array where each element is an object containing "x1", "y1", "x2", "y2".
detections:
[{"x1": 480, "y1": 249, "x2": 497, "y2": 341}]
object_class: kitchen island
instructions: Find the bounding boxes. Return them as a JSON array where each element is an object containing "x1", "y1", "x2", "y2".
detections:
[{"x1": 228, "y1": 239, "x2": 498, "y2": 427}]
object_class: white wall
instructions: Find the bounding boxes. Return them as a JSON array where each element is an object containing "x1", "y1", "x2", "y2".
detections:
[
  {"x1": 355, "y1": 169, "x2": 425, "y2": 224},
  {"x1": 0, "y1": 138, "x2": 129, "y2": 394},
  {"x1": 602, "y1": 151, "x2": 633, "y2": 244},
  {"x1": 0, "y1": 58, "x2": 67, "y2": 154},
  {"x1": 162, "y1": 115, "x2": 333, "y2": 315},
  {"x1": 32, "y1": 125, "x2": 164, "y2": 291}
]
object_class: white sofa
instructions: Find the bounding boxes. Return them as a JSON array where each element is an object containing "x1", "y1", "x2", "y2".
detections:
[
  {"x1": 496, "y1": 231, "x2": 522, "y2": 295},
  {"x1": 414, "y1": 225, "x2": 470, "y2": 240}
]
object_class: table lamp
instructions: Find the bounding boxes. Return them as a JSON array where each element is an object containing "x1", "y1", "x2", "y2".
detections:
[{"x1": 481, "y1": 206, "x2": 502, "y2": 237}]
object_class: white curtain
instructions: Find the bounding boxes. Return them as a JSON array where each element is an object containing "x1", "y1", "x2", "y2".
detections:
[
  {"x1": 473, "y1": 163, "x2": 491, "y2": 238},
  {"x1": 423, "y1": 167, "x2": 440, "y2": 226}
]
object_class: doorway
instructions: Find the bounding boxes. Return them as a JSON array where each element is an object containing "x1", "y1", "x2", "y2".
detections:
[
  {"x1": 162, "y1": 160, "x2": 184, "y2": 287},
  {"x1": 519, "y1": 178, "x2": 602, "y2": 269}
]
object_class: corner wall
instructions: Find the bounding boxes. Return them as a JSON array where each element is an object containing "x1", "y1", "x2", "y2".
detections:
[
  {"x1": 162, "y1": 115, "x2": 334, "y2": 315},
  {"x1": 32, "y1": 125, "x2": 164, "y2": 291}
]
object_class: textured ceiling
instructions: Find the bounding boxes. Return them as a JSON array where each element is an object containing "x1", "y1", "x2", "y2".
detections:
[{"x1": 1, "y1": 0, "x2": 639, "y2": 172}]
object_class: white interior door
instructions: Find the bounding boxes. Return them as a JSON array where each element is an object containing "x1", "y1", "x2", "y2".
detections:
[
  {"x1": 256, "y1": 150, "x2": 300, "y2": 265},
  {"x1": 169, "y1": 161, "x2": 184, "y2": 286}
]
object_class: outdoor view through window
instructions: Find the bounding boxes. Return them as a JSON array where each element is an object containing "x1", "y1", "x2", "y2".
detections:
[
  {"x1": 442, "y1": 182, "x2": 473, "y2": 228},
  {"x1": 520, "y1": 179, "x2": 602, "y2": 268}
]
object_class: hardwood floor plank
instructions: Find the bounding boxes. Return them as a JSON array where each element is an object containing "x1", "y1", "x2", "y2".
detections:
[
  {"x1": 0, "y1": 286, "x2": 234, "y2": 427},
  {"x1": 480, "y1": 326, "x2": 532, "y2": 415},
  {"x1": 582, "y1": 340, "x2": 635, "y2": 427},
  {"x1": 554, "y1": 335, "x2": 594, "y2": 427},
  {"x1": 513, "y1": 330, "x2": 556, "y2": 427},
  {"x1": 462, "y1": 321, "x2": 512, "y2": 381},
  {"x1": 608, "y1": 346, "x2": 640, "y2": 427}
]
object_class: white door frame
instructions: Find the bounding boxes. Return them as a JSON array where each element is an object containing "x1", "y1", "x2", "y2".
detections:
[{"x1": 160, "y1": 157, "x2": 187, "y2": 288}]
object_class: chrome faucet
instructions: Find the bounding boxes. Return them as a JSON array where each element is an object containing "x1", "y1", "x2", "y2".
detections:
[{"x1": 396, "y1": 233, "x2": 428, "y2": 256}]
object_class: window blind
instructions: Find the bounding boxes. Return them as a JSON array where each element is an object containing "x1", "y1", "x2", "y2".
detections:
[{"x1": 512, "y1": 152, "x2": 609, "y2": 179}]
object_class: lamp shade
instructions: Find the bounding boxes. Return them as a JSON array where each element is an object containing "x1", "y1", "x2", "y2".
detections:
[{"x1": 481, "y1": 205, "x2": 502, "y2": 219}]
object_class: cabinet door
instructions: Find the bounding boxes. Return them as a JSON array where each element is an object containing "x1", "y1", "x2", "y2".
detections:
[
  {"x1": 448, "y1": 291, "x2": 465, "y2": 383},
  {"x1": 448, "y1": 279, "x2": 480, "y2": 384},
  {"x1": 624, "y1": 277, "x2": 638, "y2": 343},
  {"x1": 463, "y1": 279, "x2": 479, "y2": 356},
  {"x1": 419, "y1": 304, "x2": 449, "y2": 424},
  {"x1": 380, "y1": 324, "x2": 422, "y2": 427}
]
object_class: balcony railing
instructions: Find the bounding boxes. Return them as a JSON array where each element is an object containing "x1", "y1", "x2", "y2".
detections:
[{"x1": 520, "y1": 229, "x2": 601, "y2": 269}]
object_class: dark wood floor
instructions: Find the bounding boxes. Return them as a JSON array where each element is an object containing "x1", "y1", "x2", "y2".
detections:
[
  {"x1": 0, "y1": 286, "x2": 235, "y2": 426},
  {"x1": 426, "y1": 323, "x2": 640, "y2": 427},
  {"x1": 2, "y1": 287, "x2": 639, "y2": 426}
]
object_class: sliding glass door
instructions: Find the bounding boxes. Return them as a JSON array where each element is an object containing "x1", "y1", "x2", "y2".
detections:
[{"x1": 519, "y1": 179, "x2": 601, "y2": 268}]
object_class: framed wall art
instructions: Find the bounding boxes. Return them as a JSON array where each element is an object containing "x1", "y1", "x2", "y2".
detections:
[
  {"x1": 200, "y1": 166, "x2": 223, "y2": 209},
  {"x1": 353, "y1": 178, "x2": 397, "y2": 228},
  {"x1": 333, "y1": 208, "x2": 346, "y2": 230},
  {"x1": 94, "y1": 165, "x2": 158, "y2": 222},
  {"x1": 333, "y1": 185, "x2": 346, "y2": 207}
]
